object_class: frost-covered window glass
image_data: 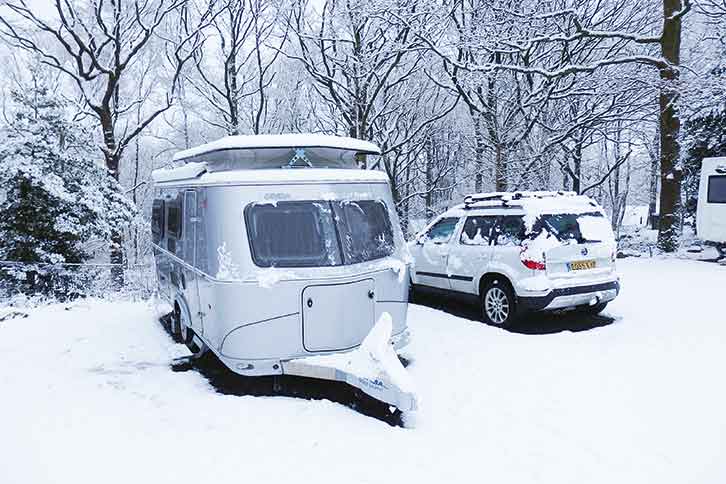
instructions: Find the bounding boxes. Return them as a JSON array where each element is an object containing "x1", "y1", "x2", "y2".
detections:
[
  {"x1": 425, "y1": 217, "x2": 459, "y2": 244},
  {"x1": 166, "y1": 196, "x2": 182, "y2": 253},
  {"x1": 151, "y1": 199, "x2": 165, "y2": 244},
  {"x1": 167, "y1": 200, "x2": 182, "y2": 239},
  {"x1": 708, "y1": 176, "x2": 726, "y2": 203},
  {"x1": 245, "y1": 202, "x2": 342, "y2": 267},
  {"x1": 493, "y1": 216, "x2": 526, "y2": 246},
  {"x1": 460, "y1": 216, "x2": 496, "y2": 245},
  {"x1": 533, "y1": 212, "x2": 610, "y2": 243},
  {"x1": 334, "y1": 200, "x2": 395, "y2": 264}
]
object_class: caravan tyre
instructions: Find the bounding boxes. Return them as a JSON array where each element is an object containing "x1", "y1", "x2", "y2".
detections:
[{"x1": 171, "y1": 304, "x2": 187, "y2": 343}]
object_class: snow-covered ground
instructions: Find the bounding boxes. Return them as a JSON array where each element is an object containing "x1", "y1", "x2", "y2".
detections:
[{"x1": 1, "y1": 258, "x2": 725, "y2": 484}]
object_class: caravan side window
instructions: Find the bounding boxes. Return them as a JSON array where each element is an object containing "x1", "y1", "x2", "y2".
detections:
[
  {"x1": 166, "y1": 195, "x2": 182, "y2": 253},
  {"x1": 151, "y1": 199, "x2": 165, "y2": 244},
  {"x1": 708, "y1": 175, "x2": 726, "y2": 204}
]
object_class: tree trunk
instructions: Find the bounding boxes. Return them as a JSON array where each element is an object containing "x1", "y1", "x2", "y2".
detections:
[
  {"x1": 572, "y1": 133, "x2": 583, "y2": 193},
  {"x1": 100, "y1": 111, "x2": 125, "y2": 286},
  {"x1": 473, "y1": 113, "x2": 485, "y2": 192},
  {"x1": 656, "y1": 0, "x2": 684, "y2": 252},
  {"x1": 425, "y1": 138, "x2": 434, "y2": 219},
  {"x1": 494, "y1": 143, "x2": 506, "y2": 191},
  {"x1": 648, "y1": 131, "x2": 659, "y2": 229},
  {"x1": 227, "y1": 53, "x2": 240, "y2": 135}
]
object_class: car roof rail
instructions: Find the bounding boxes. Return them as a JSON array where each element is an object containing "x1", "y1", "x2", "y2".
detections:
[{"x1": 463, "y1": 190, "x2": 579, "y2": 209}]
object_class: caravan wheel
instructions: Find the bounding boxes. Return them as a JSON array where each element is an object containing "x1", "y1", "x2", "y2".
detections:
[
  {"x1": 174, "y1": 304, "x2": 192, "y2": 346},
  {"x1": 171, "y1": 305, "x2": 182, "y2": 341},
  {"x1": 171, "y1": 304, "x2": 190, "y2": 344},
  {"x1": 179, "y1": 311, "x2": 191, "y2": 345}
]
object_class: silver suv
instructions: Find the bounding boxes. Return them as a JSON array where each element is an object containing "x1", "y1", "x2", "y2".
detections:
[{"x1": 408, "y1": 191, "x2": 620, "y2": 327}]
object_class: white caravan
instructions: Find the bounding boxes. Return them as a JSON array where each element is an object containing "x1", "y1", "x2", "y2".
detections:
[
  {"x1": 150, "y1": 134, "x2": 415, "y2": 412},
  {"x1": 696, "y1": 157, "x2": 726, "y2": 254}
]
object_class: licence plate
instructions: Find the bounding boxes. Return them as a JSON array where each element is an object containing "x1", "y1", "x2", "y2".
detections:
[{"x1": 568, "y1": 259, "x2": 596, "y2": 271}]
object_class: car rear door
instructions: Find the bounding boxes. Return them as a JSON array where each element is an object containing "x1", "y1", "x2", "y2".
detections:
[
  {"x1": 540, "y1": 212, "x2": 616, "y2": 280},
  {"x1": 448, "y1": 215, "x2": 497, "y2": 294}
]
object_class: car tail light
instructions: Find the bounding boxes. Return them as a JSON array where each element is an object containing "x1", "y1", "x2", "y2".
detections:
[
  {"x1": 521, "y1": 258, "x2": 546, "y2": 270},
  {"x1": 520, "y1": 246, "x2": 546, "y2": 270}
]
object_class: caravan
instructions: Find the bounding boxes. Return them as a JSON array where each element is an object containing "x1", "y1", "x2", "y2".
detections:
[
  {"x1": 150, "y1": 134, "x2": 415, "y2": 412},
  {"x1": 696, "y1": 157, "x2": 726, "y2": 256}
]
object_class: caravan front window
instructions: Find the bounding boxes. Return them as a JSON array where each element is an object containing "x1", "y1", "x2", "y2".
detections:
[
  {"x1": 334, "y1": 200, "x2": 395, "y2": 264},
  {"x1": 245, "y1": 202, "x2": 342, "y2": 267},
  {"x1": 245, "y1": 200, "x2": 396, "y2": 268},
  {"x1": 707, "y1": 175, "x2": 726, "y2": 203}
]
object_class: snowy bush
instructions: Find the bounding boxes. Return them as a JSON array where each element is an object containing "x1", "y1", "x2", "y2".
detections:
[{"x1": 0, "y1": 80, "x2": 135, "y2": 299}]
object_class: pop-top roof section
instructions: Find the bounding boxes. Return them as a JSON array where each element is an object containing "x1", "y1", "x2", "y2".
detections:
[{"x1": 171, "y1": 133, "x2": 381, "y2": 172}]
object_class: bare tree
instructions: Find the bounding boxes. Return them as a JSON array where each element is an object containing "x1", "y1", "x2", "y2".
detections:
[
  {"x1": 186, "y1": 0, "x2": 288, "y2": 135},
  {"x1": 287, "y1": 0, "x2": 423, "y2": 161},
  {"x1": 0, "y1": 0, "x2": 212, "y2": 282},
  {"x1": 408, "y1": 0, "x2": 691, "y2": 251}
]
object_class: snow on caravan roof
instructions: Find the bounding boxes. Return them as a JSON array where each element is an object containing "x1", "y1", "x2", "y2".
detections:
[{"x1": 172, "y1": 134, "x2": 381, "y2": 162}]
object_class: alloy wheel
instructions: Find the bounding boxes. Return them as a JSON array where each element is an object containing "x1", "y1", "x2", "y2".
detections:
[{"x1": 485, "y1": 286, "x2": 510, "y2": 325}]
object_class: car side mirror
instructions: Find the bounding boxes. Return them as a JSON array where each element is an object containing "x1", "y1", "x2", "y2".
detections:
[{"x1": 415, "y1": 234, "x2": 426, "y2": 245}]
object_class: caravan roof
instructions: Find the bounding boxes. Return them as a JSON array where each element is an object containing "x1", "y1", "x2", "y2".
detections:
[
  {"x1": 173, "y1": 134, "x2": 381, "y2": 162},
  {"x1": 153, "y1": 134, "x2": 384, "y2": 185}
]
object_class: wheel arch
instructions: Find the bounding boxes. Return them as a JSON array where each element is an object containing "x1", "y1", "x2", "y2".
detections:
[
  {"x1": 172, "y1": 292, "x2": 193, "y2": 325},
  {"x1": 478, "y1": 272, "x2": 515, "y2": 297}
]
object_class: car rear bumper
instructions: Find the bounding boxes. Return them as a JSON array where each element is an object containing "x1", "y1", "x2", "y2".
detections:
[{"x1": 518, "y1": 280, "x2": 620, "y2": 312}]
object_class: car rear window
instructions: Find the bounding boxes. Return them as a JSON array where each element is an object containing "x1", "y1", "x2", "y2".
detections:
[
  {"x1": 533, "y1": 212, "x2": 612, "y2": 243},
  {"x1": 708, "y1": 175, "x2": 726, "y2": 203},
  {"x1": 245, "y1": 200, "x2": 395, "y2": 268}
]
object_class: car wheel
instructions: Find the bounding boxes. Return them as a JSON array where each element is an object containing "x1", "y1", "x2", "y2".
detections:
[
  {"x1": 481, "y1": 280, "x2": 517, "y2": 327},
  {"x1": 579, "y1": 302, "x2": 608, "y2": 316}
]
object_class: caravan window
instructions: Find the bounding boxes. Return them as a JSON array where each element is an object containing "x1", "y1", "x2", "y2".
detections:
[
  {"x1": 151, "y1": 199, "x2": 165, "y2": 244},
  {"x1": 245, "y1": 200, "x2": 397, "y2": 268},
  {"x1": 334, "y1": 200, "x2": 395, "y2": 264},
  {"x1": 245, "y1": 202, "x2": 342, "y2": 267},
  {"x1": 166, "y1": 195, "x2": 182, "y2": 254},
  {"x1": 167, "y1": 199, "x2": 182, "y2": 239},
  {"x1": 708, "y1": 176, "x2": 726, "y2": 203}
]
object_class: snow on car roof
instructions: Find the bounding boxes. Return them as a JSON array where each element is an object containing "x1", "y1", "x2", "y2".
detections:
[
  {"x1": 173, "y1": 133, "x2": 381, "y2": 162},
  {"x1": 442, "y1": 191, "x2": 603, "y2": 217},
  {"x1": 152, "y1": 167, "x2": 390, "y2": 186}
]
